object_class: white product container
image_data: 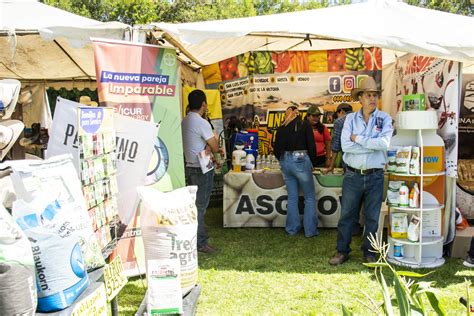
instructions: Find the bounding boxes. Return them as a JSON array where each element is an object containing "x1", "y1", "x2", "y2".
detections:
[
  {"x1": 245, "y1": 153, "x2": 255, "y2": 170},
  {"x1": 232, "y1": 145, "x2": 246, "y2": 172}
]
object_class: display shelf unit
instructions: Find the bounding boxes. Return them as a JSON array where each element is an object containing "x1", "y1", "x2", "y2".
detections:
[
  {"x1": 387, "y1": 254, "x2": 445, "y2": 269},
  {"x1": 387, "y1": 111, "x2": 445, "y2": 268},
  {"x1": 388, "y1": 235, "x2": 444, "y2": 246},
  {"x1": 390, "y1": 204, "x2": 444, "y2": 212},
  {"x1": 391, "y1": 171, "x2": 445, "y2": 177}
]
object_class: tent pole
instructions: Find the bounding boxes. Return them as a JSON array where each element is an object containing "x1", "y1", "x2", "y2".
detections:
[
  {"x1": 249, "y1": 32, "x2": 341, "y2": 41},
  {"x1": 0, "y1": 61, "x2": 25, "y2": 79},
  {"x1": 53, "y1": 39, "x2": 92, "y2": 81}
]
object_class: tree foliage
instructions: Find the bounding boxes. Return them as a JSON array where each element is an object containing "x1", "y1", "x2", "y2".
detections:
[
  {"x1": 42, "y1": 0, "x2": 471, "y2": 25},
  {"x1": 42, "y1": 0, "x2": 161, "y2": 24},
  {"x1": 42, "y1": 0, "x2": 332, "y2": 24},
  {"x1": 405, "y1": 0, "x2": 473, "y2": 16}
]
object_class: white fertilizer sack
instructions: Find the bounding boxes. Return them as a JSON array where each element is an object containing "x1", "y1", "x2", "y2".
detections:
[
  {"x1": 138, "y1": 186, "x2": 198, "y2": 296},
  {"x1": 0, "y1": 205, "x2": 37, "y2": 315},
  {"x1": 13, "y1": 197, "x2": 89, "y2": 312},
  {"x1": 9, "y1": 154, "x2": 105, "y2": 271}
]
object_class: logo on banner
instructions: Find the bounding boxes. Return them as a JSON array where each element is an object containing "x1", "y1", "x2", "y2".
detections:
[
  {"x1": 146, "y1": 137, "x2": 169, "y2": 183},
  {"x1": 356, "y1": 75, "x2": 369, "y2": 88},
  {"x1": 342, "y1": 75, "x2": 355, "y2": 94},
  {"x1": 115, "y1": 103, "x2": 151, "y2": 121},
  {"x1": 163, "y1": 52, "x2": 177, "y2": 67},
  {"x1": 79, "y1": 108, "x2": 104, "y2": 134},
  {"x1": 328, "y1": 76, "x2": 341, "y2": 94}
]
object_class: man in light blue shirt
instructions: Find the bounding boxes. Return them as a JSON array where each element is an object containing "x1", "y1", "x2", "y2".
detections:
[{"x1": 329, "y1": 77, "x2": 393, "y2": 265}]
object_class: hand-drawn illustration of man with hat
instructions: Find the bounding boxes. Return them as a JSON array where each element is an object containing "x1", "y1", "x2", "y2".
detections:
[{"x1": 329, "y1": 76, "x2": 393, "y2": 265}]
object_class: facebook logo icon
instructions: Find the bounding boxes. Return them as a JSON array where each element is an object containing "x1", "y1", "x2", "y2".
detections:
[{"x1": 328, "y1": 76, "x2": 341, "y2": 94}]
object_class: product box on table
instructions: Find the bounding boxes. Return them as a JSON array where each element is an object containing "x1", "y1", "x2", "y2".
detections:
[{"x1": 451, "y1": 226, "x2": 474, "y2": 258}]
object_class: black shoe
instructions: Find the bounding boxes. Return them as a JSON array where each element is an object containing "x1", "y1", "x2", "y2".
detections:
[
  {"x1": 464, "y1": 256, "x2": 474, "y2": 268},
  {"x1": 329, "y1": 252, "x2": 349, "y2": 265},
  {"x1": 198, "y1": 245, "x2": 217, "y2": 254}
]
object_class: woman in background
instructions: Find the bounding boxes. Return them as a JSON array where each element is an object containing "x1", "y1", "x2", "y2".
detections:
[
  {"x1": 306, "y1": 105, "x2": 331, "y2": 168},
  {"x1": 273, "y1": 106, "x2": 319, "y2": 238}
]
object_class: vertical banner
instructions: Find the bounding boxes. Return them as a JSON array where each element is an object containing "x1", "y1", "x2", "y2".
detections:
[
  {"x1": 113, "y1": 115, "x2": 157, "y2": 224},
  {"x1": 456, "y1": 73, "x2": 474, "y2": 219},
  {"x1": 202, "y1": 48, "x2": 382, "y2": 155},
  {"x1": 93, "y1": 39, "x2": 183, "y2": 190},
  {"x1": 394, "y1": 55, "x2": 459, "y2": 178},
  {"x1": 93, "y1": 39, "x2": 183, "y2": 276},
  {"x1": 113, "y1": 114, "x2": 157, "y2": 275}
]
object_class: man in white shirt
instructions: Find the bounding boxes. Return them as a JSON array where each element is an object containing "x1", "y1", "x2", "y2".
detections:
[{"x1": 182, "y1": 89, "x2": 220, "y2": 254}]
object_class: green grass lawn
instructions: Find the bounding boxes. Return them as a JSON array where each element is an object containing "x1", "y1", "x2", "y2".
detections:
[{"x1": 118, "y1": 206, "x2": 473, "y2": 315}]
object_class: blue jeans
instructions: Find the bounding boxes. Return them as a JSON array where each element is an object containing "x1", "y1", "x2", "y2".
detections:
[
  {"x1": 336, "y1": 168, "x2": 384, "y2": 257},
  {"x1": 185, "y1": 167, "x2": 214, "y2": 248},
  {"x1": 280, "y1": 151, "x2": 318, "y2": 237}
]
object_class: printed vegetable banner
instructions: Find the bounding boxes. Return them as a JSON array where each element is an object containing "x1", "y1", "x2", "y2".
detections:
[
  {"x1": 93, "y1": 39, "x2": 183, "y2": 276},
  {"x1": 394, "y1": 55, "x2": 459, "y2": 178},
  {"x1": 203, "y1": 47, "x2": 382, "y2": 154}
]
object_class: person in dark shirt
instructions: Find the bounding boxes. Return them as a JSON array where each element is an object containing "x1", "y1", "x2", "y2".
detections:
[
  {"x1": 306, "y1": 105, "x2": 332, "y2": 168},
  {"x1": 325, "y1": 103, "x2": 353, "y2": 173},
  {"x1": 273, "y1": 105, "x2": 319, "y2": 238}
]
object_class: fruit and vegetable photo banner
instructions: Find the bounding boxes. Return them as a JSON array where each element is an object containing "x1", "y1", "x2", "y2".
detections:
[{"x1": 203, "y1": 48, "x2": 382, "y2": 154}]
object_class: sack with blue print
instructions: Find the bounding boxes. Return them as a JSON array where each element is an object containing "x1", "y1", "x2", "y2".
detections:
[
  {"x1": 13, "y1": 197, "x2": 89, "y2": 312},
  {"x1": 9, "y1": 154, "x2": 105, "y2": 272}
]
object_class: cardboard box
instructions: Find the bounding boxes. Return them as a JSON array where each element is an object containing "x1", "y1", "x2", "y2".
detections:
[{"x1": 451, "y1": 226, "x2": 474, "y2": 258}]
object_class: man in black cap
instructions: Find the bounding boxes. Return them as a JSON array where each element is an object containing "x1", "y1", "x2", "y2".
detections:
[
  {"x1": 325, "y1": 103, "x2": 352, "y2": 173},
  {"x1": 182, "y1": 89, "x2": 220, "y2": 254}
]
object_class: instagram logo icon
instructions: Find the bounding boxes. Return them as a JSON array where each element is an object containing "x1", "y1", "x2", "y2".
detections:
[{"x1": 342, "y1": 75, "x2": 355, "y2": 93}]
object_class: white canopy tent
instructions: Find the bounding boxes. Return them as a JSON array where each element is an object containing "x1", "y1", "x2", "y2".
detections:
[
  {"x1": 145, "y1": 0, "x2": 474, "y2": 67},
  {"x1": 142, "y1": 0, "x2": 474, "y2": 246},
  {"x1": 0, "y1": 0, "x2": 131, "y2": 88}
]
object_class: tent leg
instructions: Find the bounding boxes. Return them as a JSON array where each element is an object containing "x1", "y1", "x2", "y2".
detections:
[{"x1": 111, "y1": 297, "x2": 119, "y2": 316}]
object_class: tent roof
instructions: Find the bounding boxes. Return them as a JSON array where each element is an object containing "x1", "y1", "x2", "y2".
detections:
[
  {"x1": 0, "y1": 0, "x2": 131, "y2": 86},
  {"x1": 148, "y1": 0, "x2": 474, "y2": 66}
]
